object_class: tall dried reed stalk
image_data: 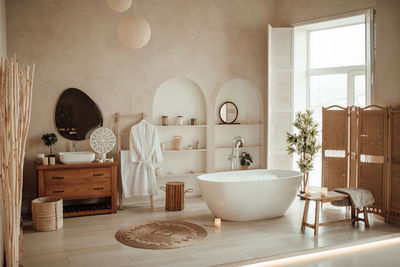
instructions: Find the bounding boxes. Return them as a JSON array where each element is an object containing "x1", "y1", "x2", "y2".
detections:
[{"x1": 0, "y1": 55, "x2": 35, "y2": 267}]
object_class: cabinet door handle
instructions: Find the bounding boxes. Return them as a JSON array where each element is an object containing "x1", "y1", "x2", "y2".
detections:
[
  {"x1": 52, "y1": 176, "x2": 64, "y2": 180},
  {"x1": 52, "y1": 190, "x2": 64, "y2": 193},
  {"x1": 93, "y1": 173, "x2": 104, "y2": 177},
  {"x1": 93, "y1": 187, "x2": 104, "y2": 190}
]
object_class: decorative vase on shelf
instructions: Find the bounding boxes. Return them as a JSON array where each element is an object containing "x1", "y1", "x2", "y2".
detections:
[{"x1": 173, "y1": 136, "x2": 183, "y2": 151}]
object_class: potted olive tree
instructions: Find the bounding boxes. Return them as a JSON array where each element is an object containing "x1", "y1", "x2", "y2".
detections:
[
  {"x1": 42, "y1": 133, "x2": 58, "y2": 156},
  {"x1": 239, "y1": 152, "x2": 253, "y2": 170},
  {"x1": 286, "y1": 110, "x2": 321, "y2": 193}
]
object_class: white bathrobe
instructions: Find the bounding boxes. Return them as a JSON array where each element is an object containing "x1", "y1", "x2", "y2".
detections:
[{"x1": 127, "y1": 120, "x2": 163, "y2": 197}]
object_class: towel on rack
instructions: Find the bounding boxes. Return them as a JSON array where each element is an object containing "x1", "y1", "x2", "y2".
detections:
[{"x1": 126, "y1": 120, "x2": 163, "y2": 197}]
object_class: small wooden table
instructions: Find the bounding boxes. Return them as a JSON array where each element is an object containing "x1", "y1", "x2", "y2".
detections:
[{"x1": 298, "y1": 191, "x2": 370, "y2": 236}]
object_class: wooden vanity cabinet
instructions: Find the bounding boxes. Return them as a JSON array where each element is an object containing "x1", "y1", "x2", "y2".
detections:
[{"x1": 36, "y1": 162, "x2": 118, "y2": 217}]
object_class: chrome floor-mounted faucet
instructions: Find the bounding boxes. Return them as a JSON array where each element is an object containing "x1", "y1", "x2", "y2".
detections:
[{"x1": 229, "y1": 136, "x2": 244, "y2": 171}]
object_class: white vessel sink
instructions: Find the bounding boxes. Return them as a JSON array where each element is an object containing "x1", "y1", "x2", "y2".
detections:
[{"x1": 59, "y1": 152, "x2": 95, "y2": 164}]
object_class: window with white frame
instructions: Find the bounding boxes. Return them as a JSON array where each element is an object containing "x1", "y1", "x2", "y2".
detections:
[
  {"x1": 299, "y1": 13, "x2": 373, "y2": 187},
  {"x1": 267, "y1": 11, "x2": 375, "y2": 180}
]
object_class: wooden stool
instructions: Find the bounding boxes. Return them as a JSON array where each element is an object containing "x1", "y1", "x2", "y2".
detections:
[
  {"x1": 160, "y1": 182, "x2": 193, "y2": 211},
  {"x1": 299, "y1": 191, "x2": 370, "y2": 236}
]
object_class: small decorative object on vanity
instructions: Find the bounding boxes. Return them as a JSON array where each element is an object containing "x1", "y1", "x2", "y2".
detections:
[
  {"x1": 49, "y1": 156, "x2": 56, "y2": 166},
  {"x1": 90, "y1": 127, "x2": 116, "y2": 161},
  {"x1": 173, "y1": 136, "x2": 183, "y2": 151},
  {"x1": 239, "y1": 152, "x2": 253, "y2": 170},
  {"x1": 162, "y1": 115, "x2": 168, "y2": 126},
  {"x1": 36, "y1": 153, "x2": 45, "y2": 164},
  {"x1": 42, "y1": 157, "x2": 49, "y2": 166},
  {"x1": 191, "y1": 118, "x2": 197, "y2": 125},
  {"x1": 219, "y1": 101, "x2": 239, "y2": 124},
  {"x1": 42, "y1": 133, "x2": 58, "y2": 156},
  {"x1": 176, "y1": 115, "x2": 183, "y2": 126}
]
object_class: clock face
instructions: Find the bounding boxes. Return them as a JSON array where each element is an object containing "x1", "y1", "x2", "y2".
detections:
[{"x1": 90, "y1": 127, "x2": 116, "y2": 154}]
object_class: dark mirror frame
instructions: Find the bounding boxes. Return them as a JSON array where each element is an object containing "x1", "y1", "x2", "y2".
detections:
[
  {"x1": 219, "y1": 101, "x2": 239, "y2": 124},
  {"x1": 55, "y1": 88, "x2": 103, "y2": 141}
]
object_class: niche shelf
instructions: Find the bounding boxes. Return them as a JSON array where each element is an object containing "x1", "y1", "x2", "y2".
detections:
[
  {"x1": 214, "y1": 79, "x2": 264, "y2": 172},
  {"x1": 215, "y1": 145, "x2": 261, "y2": 150},
  {"x1": 153, "y1": 77, "x2": 207, "y2": 178},
  {"x1": 162, "y1": 149, "x2": 207, "y2": 153},
  {"x1": 215, "y1": 123, "x2": 262, "y2": 127},
  {"x1": 156, "y1": 125, "x2": 207, "y2": 128}
]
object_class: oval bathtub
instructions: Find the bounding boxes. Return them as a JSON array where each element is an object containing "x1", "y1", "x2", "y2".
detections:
[{"x1": 197, "y1": 169, "x2": 302, "y2": 221}]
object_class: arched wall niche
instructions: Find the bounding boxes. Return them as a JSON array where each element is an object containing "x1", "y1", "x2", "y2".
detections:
[
  {"x1": 215, "y1": 78, "x2": 262, "y2": 124},
  {"x1": 214, "y1": 78, "x2": 265, "y2": 171},
  {"x1": 151, "y1": 76, "x2": 207, "y2": 199},
  {"x1": 153, "y1": 76, "x2": 206, "y2": 125}
]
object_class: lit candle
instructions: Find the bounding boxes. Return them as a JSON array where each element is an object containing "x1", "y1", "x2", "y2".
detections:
[
  {"x1": 305, "y1": 187, "x2": 311, "y2": 196},
  {"x1": 321, "y1": 187, "x2": 328, "y2": 197},
  {"x1": 214, "y1": 218, "x2": 221, "y2": 228}
]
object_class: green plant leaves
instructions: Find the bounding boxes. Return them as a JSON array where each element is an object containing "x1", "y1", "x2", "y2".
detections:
[
  {"x1": 286, "y1": 110, "x2": 321, "y2": 174},
  {"x1": 240, "y1": 151, "x2": 253, "y2": 166}
]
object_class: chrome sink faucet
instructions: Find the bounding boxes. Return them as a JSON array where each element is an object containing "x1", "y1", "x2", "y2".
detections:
[
  {"x1": 72, "y1": 142, "x2": 77, "y2": 152},
  {"x1": 229, "y1": 136, "x2": 244, "y2": 171}
]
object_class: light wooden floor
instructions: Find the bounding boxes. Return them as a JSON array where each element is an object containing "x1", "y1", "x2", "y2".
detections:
[{"x1": 23, "y1": 197, "x2": 400, "y2": 267}]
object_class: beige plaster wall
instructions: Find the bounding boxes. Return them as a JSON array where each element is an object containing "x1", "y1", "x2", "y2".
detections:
[
  {"x1": 274, "y1": 0, "x2": 400, "y2": 107},
  {"x1": 6, "y1": 0, "x2": 275, "y2": 209},
  {"x1": 0, "y1": 0, "x2": 5, "y2": 264},
  {"x1": 375, "y1": 0, "x2": 400, "y2": 105}
]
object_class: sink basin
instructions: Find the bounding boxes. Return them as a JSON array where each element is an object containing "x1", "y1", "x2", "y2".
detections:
[{"x1": 59, "y1": 152, "x2": 95, "y2": 164}]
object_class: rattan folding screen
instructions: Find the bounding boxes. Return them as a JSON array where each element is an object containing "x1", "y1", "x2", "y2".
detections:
[
  {"x1": 388, "y1": 107, "x2": 400, "y2": 223},
  {"x1": 322, "y1": 106, "x2": 348, "y2": 191},
  {"x1": 322, "y1": 105, "x2": 399, "y2": 223}
]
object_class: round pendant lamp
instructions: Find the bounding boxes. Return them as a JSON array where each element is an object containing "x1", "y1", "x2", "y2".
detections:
[
  {"x1": 118, "y1": 15, "x2": 151, "y2": 49},
  {"x1": 106, "y1": 0, "x2": 132, "y2": 12}
]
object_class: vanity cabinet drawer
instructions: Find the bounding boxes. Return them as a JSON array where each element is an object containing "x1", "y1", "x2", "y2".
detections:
[
  {"x1": 45, "y1": 181, "x2": 111, "y2": 199},
  {"x1": 44, "y1": 168, "x2": 111, "y2": 183}
]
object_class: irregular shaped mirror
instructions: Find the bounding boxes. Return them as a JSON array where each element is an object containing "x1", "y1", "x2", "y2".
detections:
[
  {"x1": 219, "y1": 101, "x2": 238, "y2": 124},
  {"x1": 55, "y1": 88, "x2": 103, "y2": 140}
]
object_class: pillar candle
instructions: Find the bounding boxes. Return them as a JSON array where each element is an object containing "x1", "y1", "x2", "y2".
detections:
[{"x1": 214, "y1": 218, "x2": 221, "y2": 228}]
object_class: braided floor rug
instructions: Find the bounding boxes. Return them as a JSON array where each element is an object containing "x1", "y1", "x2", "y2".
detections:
[{"x1": 115, "y1": 220, "x2": 208, "y2": 249}]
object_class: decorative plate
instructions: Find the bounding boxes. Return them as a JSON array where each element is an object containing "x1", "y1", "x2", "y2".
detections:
[{"x1": 89, "y1": 127, "x2": 116, "y2": 154}]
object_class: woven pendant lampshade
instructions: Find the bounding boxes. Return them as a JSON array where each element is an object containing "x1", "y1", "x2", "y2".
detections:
[
  {"x1": 106, "y1": 0, "x2": 132, "y2": 12},
  {"x1": 118, "y1": 15, "x2": 151, "y2": 49}
]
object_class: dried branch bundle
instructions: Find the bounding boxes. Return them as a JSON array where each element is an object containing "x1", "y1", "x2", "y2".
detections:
[{"x1": 0, "y1": 55, "x2": 35, "y2": 267}]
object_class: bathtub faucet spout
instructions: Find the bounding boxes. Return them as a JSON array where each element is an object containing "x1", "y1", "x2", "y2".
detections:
[{"x1": 229, "y1": 136, "x2": 244, "y2": 171}]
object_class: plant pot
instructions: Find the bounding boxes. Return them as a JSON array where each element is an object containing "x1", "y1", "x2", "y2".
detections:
[{"x1": 241, "y1": 165, "x2": 249, "y2": 170}]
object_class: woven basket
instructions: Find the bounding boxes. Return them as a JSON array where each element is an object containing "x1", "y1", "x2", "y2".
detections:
[{"x1": 32, "y1": 197, "x2": 63, "y2": 232}]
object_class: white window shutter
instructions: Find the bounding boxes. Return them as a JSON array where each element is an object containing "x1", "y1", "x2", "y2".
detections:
[
  {"x1": 365, "y1": 9, "x2": 375, "y2": 105},
  {"x1": 267, "y1": 25, "x2": 294, "y2": 169}
]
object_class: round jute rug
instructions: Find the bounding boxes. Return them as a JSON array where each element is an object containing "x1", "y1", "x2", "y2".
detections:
[{"x1": 115, "y1": 220, "x2": 208, "y2": 249}]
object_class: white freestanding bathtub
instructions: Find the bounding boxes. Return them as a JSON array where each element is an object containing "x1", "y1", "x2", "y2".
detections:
[{"x1": 197, "y1": 169, "x2": 302, "y2": 221}]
